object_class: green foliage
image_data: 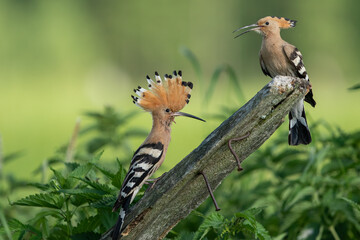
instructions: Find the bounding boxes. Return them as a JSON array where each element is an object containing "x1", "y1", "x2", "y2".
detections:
[
  {"x1": 11, "y1": 193, "x2": 65, "y2": 209},
  {"x1": 0, "y1": 107, "x2": 145, "y2": 239},
  {"x1": 80, "y1": 106, "x2": 147, "y2": 155},
  {"x1": 166, "y1": 208, "x2": 271, "y2": 240},
  {"x1": 169, "y1": 124, "x2": 360, "y2": 239},
  {"x1": 348, "y1": 83, "x2": 360, "y2": 90},
  {"x1": 204, "y1": 64, "x2": 245, "y2": 105},
  {"x1": 180, "y1": 46, "x2": 203, "y2": 85},
  {"x1": 180, "y1": 46, "x2": 246, "y2": 111},
  {"x1": 1, "y1": 157, "x2": 123, "y2": 238},
  {"x1": 1, "y1": 105, "x2": 360, "y2": 239}
]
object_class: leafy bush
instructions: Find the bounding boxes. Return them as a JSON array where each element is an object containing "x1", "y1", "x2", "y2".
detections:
[
  {"x1": 0, "y1": 107, "x2": 147, "y2": 239},
  {"x1": 0, "y1": 52, "x2": 360, "y2": 240},
  {"x1": 0, "y1": 104, "x2": 359, "y2": 239},
  {"x1": 168, "y1": 123, "x2": 360, "y2": 239}
]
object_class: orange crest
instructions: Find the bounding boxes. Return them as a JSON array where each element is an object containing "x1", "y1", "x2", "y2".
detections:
[
  {"x1": 259, "y1": 16, "x2": 297, "y2": 29},
  {"x1": 131, "y1": 71, "x2": 192, "y2": 112}
]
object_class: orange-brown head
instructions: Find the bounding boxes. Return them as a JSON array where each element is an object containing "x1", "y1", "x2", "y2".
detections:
[
  {"x1": 131, "y1": 70, "x2": 205, "y2": 124},
  {"x1": 233, "y1": 16, "x2": 296, "y2": 38}
]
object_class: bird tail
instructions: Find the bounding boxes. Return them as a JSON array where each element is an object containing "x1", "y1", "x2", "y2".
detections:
[
  {"x1": 304, "y1": 89, "x2": 316, "y2": 107},
  {"x1": 288, "y1": 100, "x2": 312, "y2": 145},
  {"x1": 112, "y1": 197, "x2": 131, "y2": 240}
]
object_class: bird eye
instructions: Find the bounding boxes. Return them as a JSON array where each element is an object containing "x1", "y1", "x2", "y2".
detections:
[
  {"x1": 165, "y1": 108, "x2": 170, "y2": 113},
  {"x1": 265, "y1": 21, "x2": 269, "y2": 25}
]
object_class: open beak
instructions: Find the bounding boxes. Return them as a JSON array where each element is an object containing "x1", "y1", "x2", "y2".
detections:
[
  {"x1": 233, "y1": 23, "x2": 261, "y2": 38},
  {"x1": 172, "y1": 112, "x2": 206, "y2": 122}
]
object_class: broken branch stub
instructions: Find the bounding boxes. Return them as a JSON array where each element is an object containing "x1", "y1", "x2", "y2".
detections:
[{"x1": 101, "y1": 76, "x2": 310, "y2": 240}]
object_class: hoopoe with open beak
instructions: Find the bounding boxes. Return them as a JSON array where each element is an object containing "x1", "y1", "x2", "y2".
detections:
[
  {"x1": 111, "y1": 71, "x2": 205, "y2": 240},
  {"x1": 234, "y1": 16, "x2": 316, "y2": 145}
]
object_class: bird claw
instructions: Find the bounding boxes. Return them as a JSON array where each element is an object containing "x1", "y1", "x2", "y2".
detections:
[
  {"x1": 144, "y1": 178, "x2": 158, "y2": 185},
  {"x1": 144, "y1": 177, "x2": 162, "y2": 192}
]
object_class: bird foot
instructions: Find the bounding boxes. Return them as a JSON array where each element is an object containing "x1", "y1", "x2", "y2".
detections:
[
  {"x1": 144, "y1": 178, "x2": 158, "y2": 185},
  {"x1": 144, "y1": 177, "x2": 161, "y2": 192},
  {"x1": 200, "y1": 171, "x2": 220, "y2": 211},
  {"x1": 228, "y1": 132, "x2": 251, "y2": 171}
]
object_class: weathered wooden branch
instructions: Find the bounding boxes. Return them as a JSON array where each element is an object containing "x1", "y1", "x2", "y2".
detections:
[{"x1": 101, "y1": 76, "x2": 310, "y2": 240}]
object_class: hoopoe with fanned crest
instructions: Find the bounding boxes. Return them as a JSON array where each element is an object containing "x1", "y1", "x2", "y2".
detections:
[
  {"x1": 234, "y1": 16, "x2": 316, "y2": 145},
  {"x1": 111, "y1": 71, "x2": 205, "y2": 240}
]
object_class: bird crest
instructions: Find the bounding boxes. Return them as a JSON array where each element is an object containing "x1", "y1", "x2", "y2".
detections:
[
  {"x1": 132, "y1": 71, "x2": 192, "y2": 112},
  {"x1": 266, "y1": 16, "x2": 297, "y2": 29}
]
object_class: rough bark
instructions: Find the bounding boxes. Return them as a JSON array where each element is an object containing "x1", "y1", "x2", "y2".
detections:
[{"x1": 101, "y1": 76, "x2": 310, "y2": 240}]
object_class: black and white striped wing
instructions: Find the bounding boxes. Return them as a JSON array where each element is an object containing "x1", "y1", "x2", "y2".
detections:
[
  {"x1": 111, "y1": 142, "x2": 164, "y2": 239},
  {"x1": 283, "y1": 45, "x2": 316, "y2": 107},
  {"x1": 112, "y1": 142, "x2": 164, "y2": 212}
]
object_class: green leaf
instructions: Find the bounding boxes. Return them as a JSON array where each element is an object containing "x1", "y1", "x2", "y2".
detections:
[
  {"x1": 165, "y1": 231, "x2": 196, "y2": 240},
  {"x1": 111, "y1": 162, "x2": 126, "y2": 189},
  {"x1": 284, "y1": 186, "x2": 315, "y2": 211},
  {"x1": 27, "y1": 182, "x2": 50, "y2": 191},
  {"x1": 280, "y1": 211, "x2": 303, "y2": 232},
  {"x1": 217, "y1": 207, "x2": 271, "y2": 240},
  {"x1": 273, "y1": 233, "x2": 287, "y2": 240},
  {"x1": 59, "y1": 188, "x2": 106, "y2": 200},
  {"x1": 12, "y1": 193, "x2": 65, "y2": 209},
  {"x1": 51, "y1": 168, "x2": 66, "y2": 187},
  {"x1": 3, "y1": 151, "x2": 23, "y2": 164},
  {"x1": 179, "y1": 46, "x2": 202, "y2": 82},
  {"x1": 70, "y1": 194, "x2": 90, "y2": 207},
  {"x1": 0, "y1": 211, "x2": 12, "y2": 239},
  {"x1": 48, "y1": 224, "x2": 68, "y2": 240},
  {"x1": 31, "y1": 210, "x2": 64, "y2": 223},
  {"x1": 341, "y1": 197, "x2": 360, "y2": 213},
  {"x1": 5, "y1": 218, "x2": 42, "y2": 239},
  {"x1": 86, "y1": 137, "x2": 109, "y2": 153},
  {"x1": 73, "y1": 215, "x2": 101, "y2": 234},
  {"x1": 65, "y1": 162, "x2": 80, "y2": 172},
  {"x1": 193, "y1": 212, "x2": 224, "y2": 240},
  {"x1": 204, "y1": 64, "x2": 245, "y2": 105},
  {"x1": 253, "y1": 221, "x2": 271, "y2": 240},
  {"x1": 91, "y1": 163, "x2": 115, "y2": 179},
  {"x1": 6, "y1": 218, "x2": 24, "y2": 231},
  {"x1": 71, "y1": 232, "x2": 102, "y2": 240},
  {"x1": 69, "y1": 163, "x2": 93, "y2": 179},
  {"x1": 90, "y1": 195, "x2": 117, "y2": 209},
  {"x1": 39, "y1": 217, "x2": 50, "y2": 239},
  {"x1": 241, "y1": 206, "x2": 266, "y2": 217},
  {"x1": 77, "y1": 177, "x2": 113, "y2": 193},
  {"x1": 348, "y1": 83, "x2": 360, "y2": 90},
  {"x1": 99, "y1": 209, "x2": 118, "y2": 230},
  {"x1": 65, "y1": 163, "x2": 94, "y2": 188},
  {"x1": 335, "y1": 197, "x2": 360, "y2": 231}
]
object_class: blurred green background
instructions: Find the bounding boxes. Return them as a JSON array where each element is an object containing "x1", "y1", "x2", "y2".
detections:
[{"x1": 1, "y1": 0, "x2": 360, "y2": 182}]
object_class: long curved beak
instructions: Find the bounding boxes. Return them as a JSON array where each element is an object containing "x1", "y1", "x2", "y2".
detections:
[
  {"x1": 233, "y1": 23, "x2": 260, "y2": 38},
  {"x1": 172, "y1": 112, "x2": 206, "y2": 122}
]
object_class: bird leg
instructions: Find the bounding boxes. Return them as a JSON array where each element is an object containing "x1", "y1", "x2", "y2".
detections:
[
  {"x1": 144, "y1": 176, "x2": 163, "y2": 192},
  {"x1": 144, "y1": 178, "x2": 158, "y2": 185},
  {"x1": 228, "y1": 132, "x2": 251, "y2": 171},
  {"x1": 200, "y1": 171, "x2": 220, "y2": 211}
]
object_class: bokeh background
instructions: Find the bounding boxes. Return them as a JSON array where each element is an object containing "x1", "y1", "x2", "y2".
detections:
[{"x1": 1, "y1": 0, "x2": 359, "y2": 189}]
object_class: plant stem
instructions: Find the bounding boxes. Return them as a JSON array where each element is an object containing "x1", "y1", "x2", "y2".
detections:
[
  {"x1": 0, "y1": 134, "x2": 3, "y2": 177},
  {"x1": 0, "y1": 210, "x2": 12, "y2": 239},
  {"x1": 41, "y1": 159, "x2": 48, "y2": 184},
  {"x1": 315, "y1": 225, "x2": 324, "y2": 240},
  {"x1": 65, "y1": 118, "x2": 81, "y2": 163},
  {"x1": 65, "y1": 197, "x2": 73, "y2": 237},
  {"x1": 329, "y1": 225, "x2": 340, "y2": 240}
]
